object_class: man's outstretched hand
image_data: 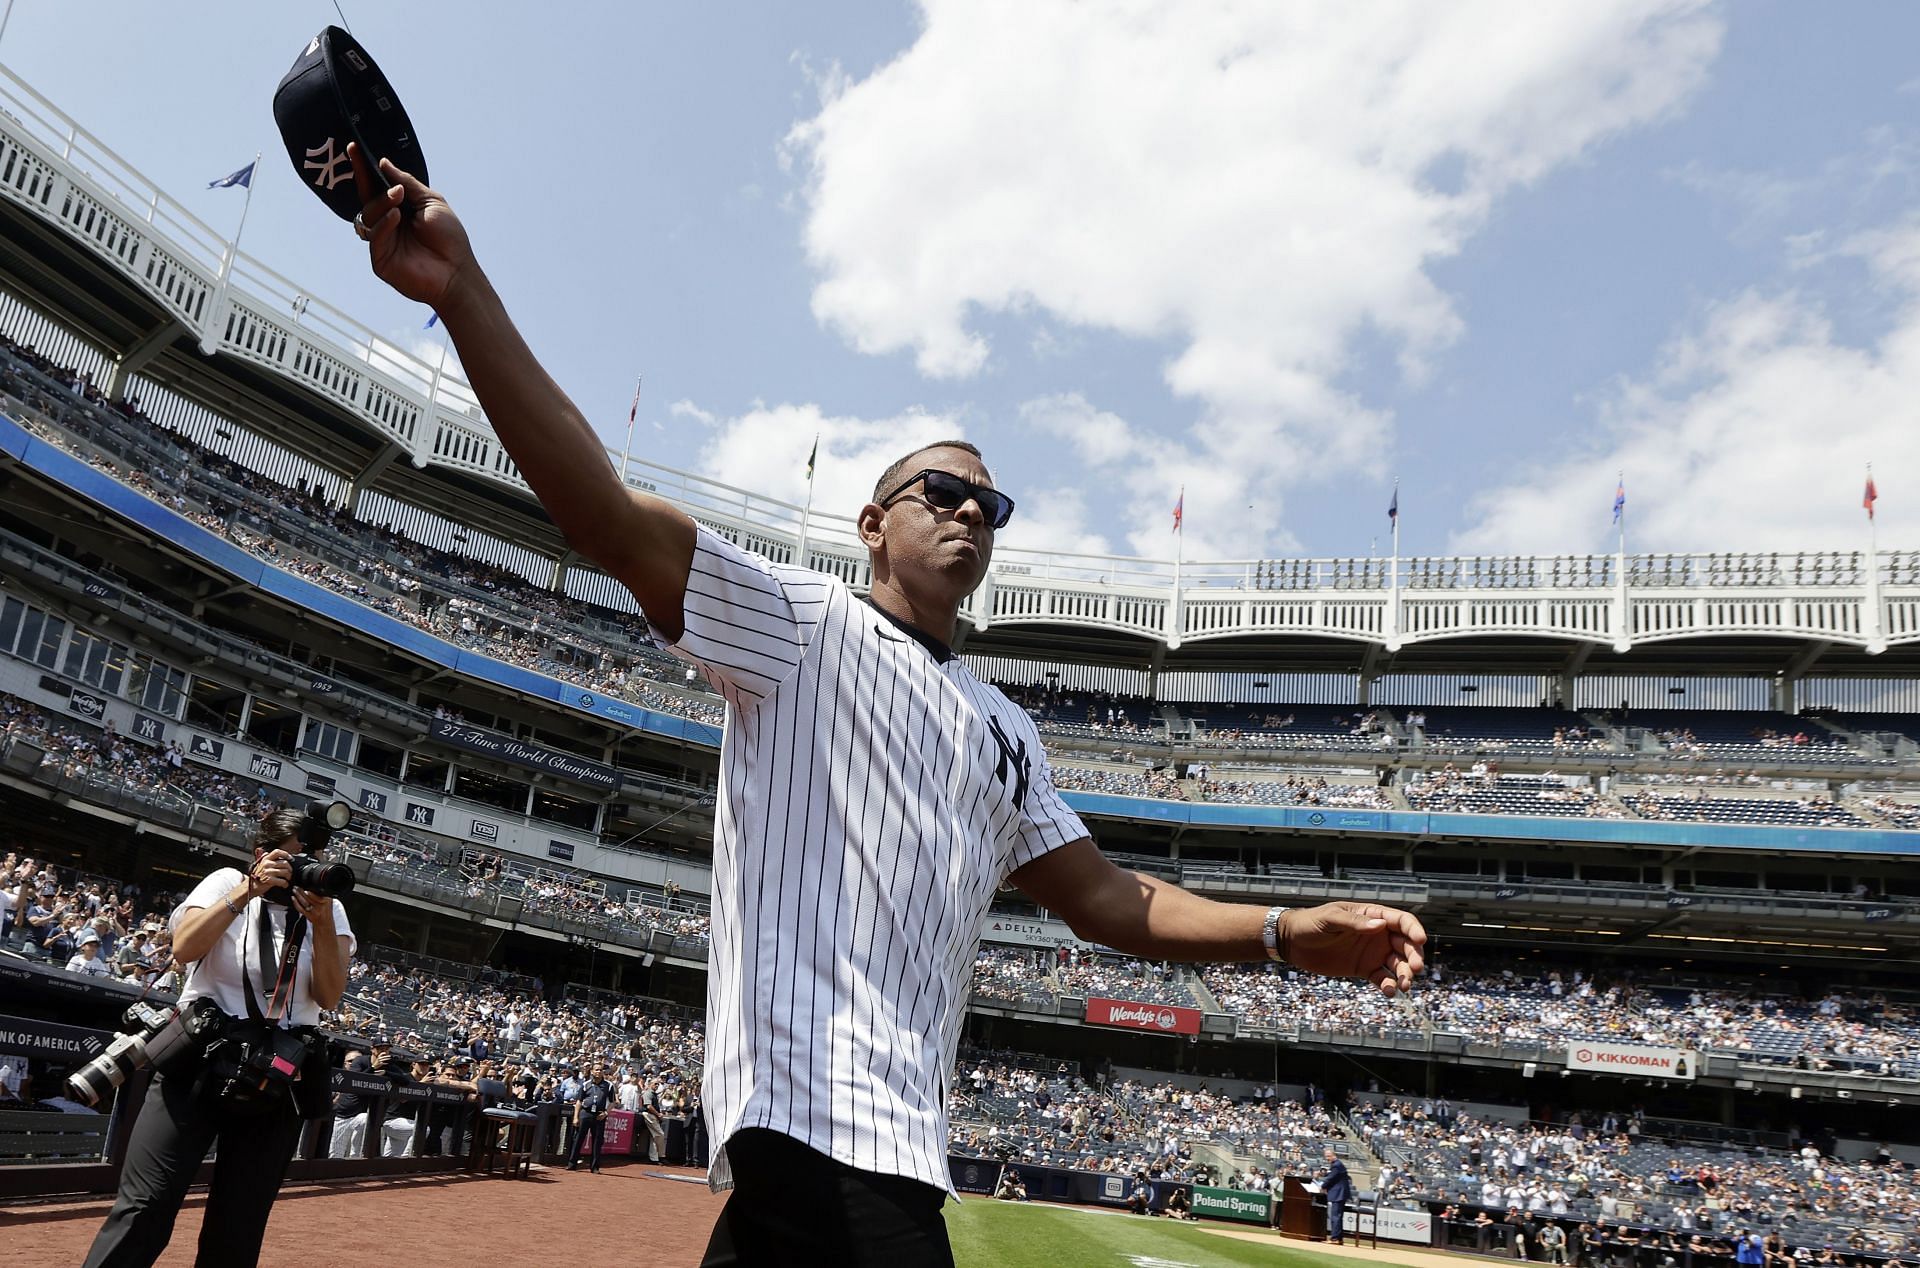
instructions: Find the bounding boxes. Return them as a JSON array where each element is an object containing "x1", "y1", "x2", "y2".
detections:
[
  {"x1": 1284, "y1": 902, "x2": 1427, "y2": 996},
  {"x1": 349, "y1": 141, "x2": 475, "y2": 314}
]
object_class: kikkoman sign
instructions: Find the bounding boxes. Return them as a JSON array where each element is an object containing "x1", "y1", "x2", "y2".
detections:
[
  {"x1": 428, "y1": 719, "x2": 618, "y2": 791},
  {"x1": 1566, "y1": 1040, "x2": 1699, "y2": 1081},
  {"x1": 1191, "y1": 1185, "x2": 1271, "y2": 1225}
]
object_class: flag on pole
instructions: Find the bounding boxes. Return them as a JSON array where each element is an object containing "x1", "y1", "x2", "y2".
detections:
[
  {"x1": 1612, "y1": 474, "x2": 1626, "y2": 525},
  {"x1": 1864, "y1": 470, "x2": 1878, "y2": 520},
  {"x1": 207, "y1": 161, "x2": 256, "y2": 190},
  {"x1": 1388, "y1": 483, "x2": 1399, "y2": 526},
  {"x1": 423, "y1": 312, "x2": 440, "y2": 330},
  {"x1": 1172, "y1": 487, "x2": 1184, "y2": 534},
  {"x1": 628, "y1": 377, "x2": 644, "y2": 428},
  {"x1": 805, "y1": 434, "x2": 819, "y2": 482}
]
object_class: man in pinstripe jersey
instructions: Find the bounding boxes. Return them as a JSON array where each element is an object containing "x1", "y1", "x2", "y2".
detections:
[{"x1": 350, "y1": 150, "x2": 1429, "y2": 1267}]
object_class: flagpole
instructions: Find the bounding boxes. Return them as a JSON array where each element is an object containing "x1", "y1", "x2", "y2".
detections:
[
  {"x1": 1866, "y1": 461, "x2": 1884, "y2": 652},
  {"x1": 1390, "y1": 477, "x2": 1400, "y2": 594},
  {"x1": 796, "y1": 432, "x2": 819, "y2": 568},
  {"x1": 620, "y1": 375, "x2": 643, "y2": 485},
  {"x1": 426, "y1": 336, "x2": 450, "y2": 416},
  {"x1": 200, "y1": 151, "x2": 259, "y2": 355},
  {"x1": 1173, "y1": 484, "x2": 1184, "y2": 641},
  {"x1": 1617, "y1": 477, "x2": 1627, "y2": 561},
  {"x1": 1613, "y1": 471, "x2": 1629, "y2": 648}
]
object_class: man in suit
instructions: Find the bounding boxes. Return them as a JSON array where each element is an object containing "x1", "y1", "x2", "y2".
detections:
[{"x1": 1319, "y1": 1146, "x2": 1354, "y2": 1245}]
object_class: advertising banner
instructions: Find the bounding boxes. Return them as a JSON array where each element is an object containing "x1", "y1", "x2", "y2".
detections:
[
  {"x1": 1345, "y1": 1206, "x2": 1435, "y2": 1244},
  {"x1": 979, "y1": 915, "x2": 1073, "y2": 949},
  {"x1": 1192, "y1": 1185, "x2": 1271, "y2": 1225},
  {"x1": 329, "y1": 1069, "x2": 392, "y2": 1097},
  {"x1": 0, "y1": 1012, "x2": 108, "y2": 1063},
  {"x1": 1084, "y1": 997, "x2": 1201, "y2": 1036},
  {"x1": 948, "y1": 1156, "x2": 1005, "y2": 1196},
  {"x1": 428, "y1": 719, "x2": 618, "y2": 791},
  {"x1": 1566, "y1": 1040, "x2": 1698, "y2": 1081},
  {"x1": 603, "y1": 1108, "x2": 634, "y2": 1154}
]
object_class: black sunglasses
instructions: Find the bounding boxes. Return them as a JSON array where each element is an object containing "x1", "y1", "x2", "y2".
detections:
[{"x1": 877, "y1": 468, "x2": 1015, "y2": 529}]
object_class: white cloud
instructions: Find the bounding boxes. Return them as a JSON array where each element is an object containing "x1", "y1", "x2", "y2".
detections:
[
  {"x1": 691, "y1": 400, "x2": 962, "y2": 523},
  {"x1": 689, "y1": 399, "x2": 1119, "y2": 561},
  {"x1": 784, "y1": 0, "x2": 1724, "y2": 556},
  {"x1": 670, "y1": 399, "x2": 717, "y2": 427},
  {"x1": 1453, "y1": 217, "x2": 1920, "y2": 555}
]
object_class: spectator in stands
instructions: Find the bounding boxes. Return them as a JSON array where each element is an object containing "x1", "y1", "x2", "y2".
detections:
[{"x1": 65, "y1": 928, "x2": 113, "y2": 978}]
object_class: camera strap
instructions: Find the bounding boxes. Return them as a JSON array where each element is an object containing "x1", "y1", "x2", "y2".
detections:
[{"x1": 241, "y1": 899, "x2": 308, "y2": 1027}]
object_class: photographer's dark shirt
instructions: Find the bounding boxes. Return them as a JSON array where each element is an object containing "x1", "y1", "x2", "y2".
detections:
[{"x1": 578, "y1": 1080, "x2": 611, "y2": 1119}]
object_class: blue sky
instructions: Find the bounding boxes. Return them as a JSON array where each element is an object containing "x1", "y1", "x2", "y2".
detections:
[{"x1": 6, "y1": 2, "x2": 1919, "y2": 566}]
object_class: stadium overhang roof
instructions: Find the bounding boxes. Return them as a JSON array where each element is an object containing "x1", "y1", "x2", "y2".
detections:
[{"x1": 960, "y1": 623, "x2": 1920, "y2": 681}]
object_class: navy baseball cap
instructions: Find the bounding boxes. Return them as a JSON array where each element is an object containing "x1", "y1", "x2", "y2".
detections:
[{"x1": 272, "y1": 26, "x2": 429, "y2": 222}]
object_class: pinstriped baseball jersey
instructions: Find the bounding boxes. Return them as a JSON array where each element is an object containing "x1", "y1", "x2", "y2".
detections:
[{"x1": 657, "y1": 525, "x2": 1086, "y2": 1195}]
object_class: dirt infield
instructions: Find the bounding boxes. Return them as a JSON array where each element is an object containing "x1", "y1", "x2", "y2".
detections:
[
  {"x1": 4, "y1": 1168, "x2": 1471, "y2": 1268},
  {"x1": 1200, "y1": 1223, "x2": 1479, "y2": 1268},
  {"x1": 0, "y1": 1160, "x2": 728, "y2": 1266}
]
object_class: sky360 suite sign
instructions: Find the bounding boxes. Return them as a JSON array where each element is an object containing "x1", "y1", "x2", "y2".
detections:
[{"x1": 1084, "y1": 997, "x2": 1201, "y2": 1036}]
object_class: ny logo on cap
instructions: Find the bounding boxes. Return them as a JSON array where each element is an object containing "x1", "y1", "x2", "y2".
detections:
[{"x1": 303, "y1": 138, "x2": 352, "y2": 191}]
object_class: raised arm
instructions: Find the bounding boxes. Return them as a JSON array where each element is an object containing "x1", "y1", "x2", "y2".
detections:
[
  {"x1": 1009, "y1": 839, "x2": 1427, "y2": 996},
  {"x1": 349, "y1": 147, "x2": 696, "y2": 639}
]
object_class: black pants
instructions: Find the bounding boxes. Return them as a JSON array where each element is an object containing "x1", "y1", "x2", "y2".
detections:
[
  {"x1": 570, "y1": 1115, "x2": 606, "y2": 1170},
  {"x1": 700, "y1": 1128, "x2": 953, "y2": 1267},
  {"x1": 83, "y1": 1070, "x2": 304, "y2": 1268}
]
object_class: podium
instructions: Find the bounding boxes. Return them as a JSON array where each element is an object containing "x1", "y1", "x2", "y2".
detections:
[{"x1": 1279, "y1": 1176, "x2": 1320, "y2": 1240}]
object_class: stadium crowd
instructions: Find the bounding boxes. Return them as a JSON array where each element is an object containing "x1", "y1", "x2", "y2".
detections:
[
  {"x1": 1199, "y1": 962, "x2": 1920, "y2": 1078},
  {"x1": 1360, "y1": 1098, "x2": 1920, "y2": 1264}
]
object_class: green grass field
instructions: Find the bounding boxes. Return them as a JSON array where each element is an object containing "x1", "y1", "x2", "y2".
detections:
[{"x1": 947, "y1": 1199, "x2": 1428, "y2": 1268}]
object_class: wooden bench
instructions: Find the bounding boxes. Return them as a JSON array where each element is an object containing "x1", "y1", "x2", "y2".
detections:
[{"x1": 0, "y1": 1108, "x2": 110, "y2": 1164}]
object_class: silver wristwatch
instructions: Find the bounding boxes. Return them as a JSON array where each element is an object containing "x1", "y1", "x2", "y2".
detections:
[{"x1": 1261, "y1": 906, "x2": 1291, "y2": 963}]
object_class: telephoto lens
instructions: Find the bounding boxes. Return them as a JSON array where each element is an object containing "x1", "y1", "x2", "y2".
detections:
[
  {"x1": 287, "y1": 852, "x2": 356, "y2": 898},
  {"x1": 66, "y1": 1029, "x2": 155, "y2": 1107},
  {"x1": 64, "y1": 1001, "x2": 214, "y2": 1106}
]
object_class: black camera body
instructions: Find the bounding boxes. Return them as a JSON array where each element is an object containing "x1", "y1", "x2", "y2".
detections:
[
  {"x1": 210, "y1": 1023, "x2": 326, "y2": 1111},
  {"x1": 66, "y1": 996, "x2": 231, "y2": 1107},
  {"x1": 261, "y1": 799, "x2": 357, "y2": 906}
]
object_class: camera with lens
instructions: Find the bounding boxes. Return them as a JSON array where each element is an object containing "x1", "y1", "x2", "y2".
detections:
[
  {"x1": 264, "y1": 799, "x2": 357, "y2": 905},
  {"x1": 66, "y1": 996, "x2": 230, "y2": 1107},
  {"x1": 210, "y1": 1024, "x2": 326, "y2": 1109}
]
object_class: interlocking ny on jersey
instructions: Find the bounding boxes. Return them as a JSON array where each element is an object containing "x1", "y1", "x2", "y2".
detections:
[{"x1": 656, "y1": 526, "x2": 1087, "y2": 1195}]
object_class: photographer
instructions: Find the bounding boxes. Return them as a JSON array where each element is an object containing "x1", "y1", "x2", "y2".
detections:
[{"x1": 82, "y1": 806, "x2": 355, "y2": 1268}]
